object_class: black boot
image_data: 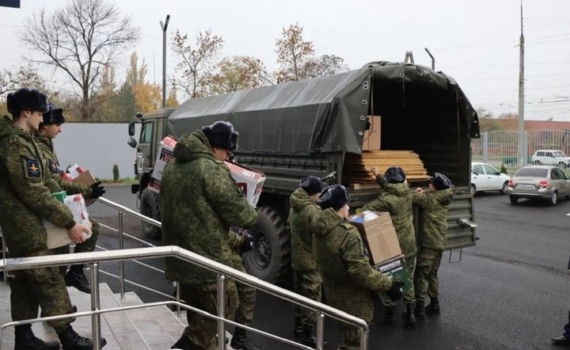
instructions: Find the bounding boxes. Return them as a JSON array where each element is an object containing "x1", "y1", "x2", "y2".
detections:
[
  {"x1": 404, "y1": 303, "x2": 416, "y2": 329},
  {"x1": 65, "y1": 265, "x2": 91, "y2": 294},
  {"x1": 300, "y1": 324, "x2": 328, "y2": 347},
  {"x1": 15, "y1": 324, "x2": 60, "y2": 350},
  {"x1": 293, "y1": 316, "x2": 303, "y2": 338},
  {"x1": 384, "y1": 306, "x2": 396, "y2": 324},
  {"x1": 171, "y1": 334, "x2": 197, "y2": 349},
  {"x1": 230, "y1": 327, "x2": 262, "y2": 350},
  {"x1": 552, "y1": 336, "x2": 570, "y2": 345},
  {"x1": 414, "y1": 300, "x2": 426, "y2": 320},
  {"x1": 57, "y1": 325, "x2": 107, "y2": 350},
  {"x1": 426, "y1": 297, "x2": 440, "y2": 314}
]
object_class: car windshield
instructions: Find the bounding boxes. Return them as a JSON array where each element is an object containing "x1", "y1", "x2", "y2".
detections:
[
  {"x1": 554, "y1": 151, "x2": 567, "y2": 157},
  {"x1": 515, "y1": 168, "x2": 549, "y2": 178}
]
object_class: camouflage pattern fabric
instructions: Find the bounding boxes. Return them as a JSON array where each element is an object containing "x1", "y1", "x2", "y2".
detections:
[
  {"x1": 180, "y1": 282, "x2": 238, "y2": 350},
  {"x1": 380, "y1": 255, "x2": 416, "y2": 306},
  {"x1": 338, "y1": 324, "x2": 362, "y2": 350},
  {"x1": 36, "y1": 135, "x2": 93, "y2": 198},
  {"x1": 10, "y1": 250, "x2": 75, "y2": 332},
  {"x1": 0, "y1": 116, "x2": 75, "y2": 257},
  {"x1": 412, "y1": 188, "x2": 454, "y2": 250},
  {"x1": 311, "y1": 208, "x2": 393, "y2": 348},
  {"x1": 293, "y1": 270, "x2": 322, "y2": 327},
  {"x1": 52, "y1": 245, "x2": 71, "y2": 276},
  {"x1": 160, "y1": 130, "x2": 257, "y2": 286},
  {"x1": 362, "y1": 182, "x2": 417, "y2": 258},
  {"x1": 288, "y1": 188, "x2": 321, "y2": 271},
  {"x1": 232, "y1": 259, "x2": 256, "y2": 327},
  {"x1": 414, "y1": 247, "x2": 443, "y2": 302}
]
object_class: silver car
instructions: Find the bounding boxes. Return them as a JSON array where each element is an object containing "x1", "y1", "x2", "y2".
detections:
[{"x1": 508, "y1": 165, "x2": 570, "y2": 205}]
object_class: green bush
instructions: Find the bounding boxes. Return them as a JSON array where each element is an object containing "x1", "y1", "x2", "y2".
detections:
[
  {"x1": 112, "y1": 164, "x2": 120, "y2": 182},
  {"x1": 500, "y1": 163, "x2": 508, "y2": 174}
]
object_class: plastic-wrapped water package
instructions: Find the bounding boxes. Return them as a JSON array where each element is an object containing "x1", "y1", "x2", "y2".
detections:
[
  {"x1": 362, "y1": 211, "x2": 379, "y2": 222},
  {"x1": 44, "y1": 193, "x2": 92, "y2": 249}
]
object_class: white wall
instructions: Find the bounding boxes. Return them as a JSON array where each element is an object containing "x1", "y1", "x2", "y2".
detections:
[{"x1": 53, "y1": 123, "x2": 141, "y2": 180}]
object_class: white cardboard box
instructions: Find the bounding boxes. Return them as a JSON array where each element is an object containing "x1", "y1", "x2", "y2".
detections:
[
  {"x1": 149, "y1": 136, "x2": 266, "y2": 207},
  {"x1": 44, "y1": 194, "x2": 92, "y2": 249}
]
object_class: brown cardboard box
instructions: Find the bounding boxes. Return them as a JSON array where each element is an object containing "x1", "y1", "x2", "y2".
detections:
[
  {"x1": 362, "y1": 115, "x2": 381, "y2": 151},
  {"x1": 72, "y1": 170, "x2": 97, "y2": 206},
  {"x1": 349, "y1": 211, "x2": 402, "y2": 265}
]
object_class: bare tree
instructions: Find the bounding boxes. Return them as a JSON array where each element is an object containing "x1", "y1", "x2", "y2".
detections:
[
  {"x1": 171, "y1": 29, "x2": 224, "y2": 98},
  {"x1": 20, "y1": 0, "x2": 140, "y2": 121}
]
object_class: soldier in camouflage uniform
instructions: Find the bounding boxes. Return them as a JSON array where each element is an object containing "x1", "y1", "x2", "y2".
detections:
[
  {"x1": 362, "y1": 166, "x2": 418, "y2": 328},
  {"x1": 411, "y1": 173, "x2": 453, "y2": 318},
  {"x1": 288, "y1": 176, "x2": 324, "y2": 347},
  {"x1": 312, "y1": 185, "x2": 404, "y2": 350},
  {"x1": 0, "y1": 88, "x2": 105, "y2": 350},
  {"x1": 161, "y1": 121, "x2": 258, "y2": 350},
  {"x1": 37, "y1": 104, "x2": 106, "y2": 294}
]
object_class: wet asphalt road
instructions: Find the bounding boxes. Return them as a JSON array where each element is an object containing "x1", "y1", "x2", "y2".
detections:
[{"x1": 88, "y1": 186, "x2": 570, "y2": 350}]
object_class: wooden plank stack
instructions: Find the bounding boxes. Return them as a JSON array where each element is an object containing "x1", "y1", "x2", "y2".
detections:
[{"x1": 343, "y1": 150, "x2": 430, "y2": 188}]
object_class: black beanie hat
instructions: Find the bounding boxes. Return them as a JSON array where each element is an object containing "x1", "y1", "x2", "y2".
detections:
[
  {"x1": 42, "y1": 104, "x2": 65, "y2": 125},
  {"x1": 317, "y1": 184, "x2": 350, "y2": 211},
  {"x1": 431, "y1": 172, "x2": 452, "y2": 190},
  {"x1": 6, "y1": 87, "x2": 48, "y2": 116},
  {"x1": 300, "y1": 175, "x2": 323, "y2": 196},
  {"x1": 202, "y1": 121, "x2": 239, "y2": 151},
  {"x1": 384, "y1": 166, "x2": 406, "y2": 184}
]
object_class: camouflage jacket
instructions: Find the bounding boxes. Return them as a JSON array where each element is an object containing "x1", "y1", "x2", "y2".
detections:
[
  {"x1": 0, "y1": 116, "x2": 75, "y2": 257},
  {"x1": 160, "y1": 130, "x2": 258, "y2": 286},
  {"x1": 35, "y1": 135, "x2": 92, "y2": 198},
  {"x1": 412, "y1": 189, "x2": 453, "y2": 250},
  {"x1": 362, "y1": 182, "x2": 417, "y2": 258},
  {"x1": 311, "y1": 208, "x2": 393, "y2": 322},
  {"x1": 288, "y1": 188, "x2": 320, "y2": 271}
]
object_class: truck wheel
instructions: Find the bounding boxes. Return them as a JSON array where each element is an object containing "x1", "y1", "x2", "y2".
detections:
[
  {"x1": 243, "y1": 206, "x2": 291, "y2": 284},
  {"x1": 140, "y1": 188, "x2": 162, "y2": 240}
]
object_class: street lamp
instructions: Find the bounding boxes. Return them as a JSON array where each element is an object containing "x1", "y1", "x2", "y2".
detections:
[{"x1": 160, "y1": 15, "x2": 170, "y2": 109}]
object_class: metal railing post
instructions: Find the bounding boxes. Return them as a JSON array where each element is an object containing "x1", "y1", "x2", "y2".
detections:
[
  {"x1": 90, "y1": 262, "x2": 101, "y2": 350},
  {"x1": 316, "y1": 312, "x2": 325, "y2": 350},
  {"x1": 118, "y1": 212, "x2": 125, "y2": 299},
  {"x1": 176, "y1": 282, "x2": 181, "y2": 318},
  {"x1": 216, "y1": 274, "x2": 226, "y2": 350},
  {"x1": 359, "y1": 325, "x2": 369, "y2": 350},
  {"x1": 2, "y1": 235, "x2": 6, "y2": 283}
]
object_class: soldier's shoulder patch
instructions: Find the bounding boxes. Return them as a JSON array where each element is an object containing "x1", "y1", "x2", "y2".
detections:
[
  {"x1": 48, "y1": 159, "x2": 60, "y2": 174},
  {"x1": 23, "y1": 157, "x2": 41, "y2": 178}
]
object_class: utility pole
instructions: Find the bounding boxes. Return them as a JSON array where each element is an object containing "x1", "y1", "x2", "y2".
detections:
[
  {"x1": 517, "y1": 1, "x2": 525, "y2": 167},
  {"x1": 160, "y1": 15, "x2": 171, "y2": 109}
]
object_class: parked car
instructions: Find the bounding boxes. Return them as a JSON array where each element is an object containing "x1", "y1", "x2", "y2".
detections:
[
  {"x1": 507, "y1": 165, "x2": 570, "y2": 205},
  {"x1": 531, "y1": 149, "x2": 570, "y2": 168},
  {"x1": 471, "y1": 162, "x2": 511, "y2": 195}
]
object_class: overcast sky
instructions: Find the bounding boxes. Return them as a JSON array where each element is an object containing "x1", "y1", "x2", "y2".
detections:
[{"x1": 1, "y1": 0, "x2": 570, "y2": 121}]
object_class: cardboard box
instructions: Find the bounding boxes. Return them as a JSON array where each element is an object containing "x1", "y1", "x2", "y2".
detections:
[
  {"x1": 45, "y1": 194, "x2": 93, "y2": 249},
  {"x1": 375, "y1": 254, "x2": 412, "y2": 295},
  {"x1": 72, "y1": 171, "x2": 97, "y2": 206},
  {"x1": 149, "y1": 136, "x2": 266, "y2": 207},
  {"x1": 349, "y1": 211, "x2": 402, "y2": 265},
  {"x1": 362, "y1": 115, "x2": 381, "y2": 151}
]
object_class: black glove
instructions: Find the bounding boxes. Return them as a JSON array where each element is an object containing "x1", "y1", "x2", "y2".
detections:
[
  {"x1": 90, "y1": 181, "x2": 106, "y2": 199},
  {"x1": 386, "y1": 281, "x2": 405, "y2": 301},
  {"x1": 238, "y1": 234, "x2": 255, "y2": 253}
]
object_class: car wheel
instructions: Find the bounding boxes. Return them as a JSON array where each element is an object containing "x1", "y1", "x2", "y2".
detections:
[
  {"x1": 470, "y1": 184, "x2": 476, "y2": 196},
  {"x1": 509, "y1": 196, "x2": 519, "y2": 205},
  {"x1": 559, "y1": 162, "x2": 567, "y2": 169},
  {"x1": 533, "y1": 161, "x2": 541, "y2": 165},
  {"x1": 551, "y1": 191, "x2": 558, "y2": 206},
  {"x1": 500, "y1": 181, "x2": 509, "y2": 195}
]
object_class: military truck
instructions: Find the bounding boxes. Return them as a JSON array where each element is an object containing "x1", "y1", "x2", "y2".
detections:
[{"x1": 127, "y1": 61, "x2": 480, "y2": 284}]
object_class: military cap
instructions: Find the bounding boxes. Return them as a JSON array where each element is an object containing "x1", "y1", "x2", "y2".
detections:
[
  {"x1": 317, "y1": 184, "x2": 350, "y2": 211},
  {"x1": 7, "y1": 87, "x2": 48, "y2": 115},
  {"x1": 42, "y1": 104, "x2": 65, "y2": 125},
  {"x1": 431, "y1": 172, "x2": 452, "y2": 190},
  {"x1": 202, "y1": 121, "x2": 239, "y2": 151},
  {"x1": 384, "y1": 166, "x2": 406, "y2": 184},
  {"x1": 299, "y1": 175, "x2": 323, "y2": 195}
]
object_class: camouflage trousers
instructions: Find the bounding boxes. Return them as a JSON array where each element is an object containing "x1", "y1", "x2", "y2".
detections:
[
  {"x1": 232, "y1": 260, "x2": 256, "y2": 327},
  {"x1": 74, "y1": 217, "x2": 99, "y2": 254},
  {"x1": 338, "y1": 323, "x2": 362, "y2": 350},
  {"x1": 181, "y1": 282, "x2": 238, "y2": 350},
  {"x1": 381, "y1": 255, "x2": 416, "y2": 306},
  {"x1": 413, "y1": 247, "x2": 443, "y2": 302},
  {"x1": 10, "y1": 249, "x2": 75, "y2": 332},
  {"x1": 293, "y1": 269, "x2": 322, "y2": 326}
]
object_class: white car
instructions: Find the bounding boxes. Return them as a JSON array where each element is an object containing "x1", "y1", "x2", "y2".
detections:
[
  {"x1": 471, "y1": 162, "x2": 511, "y2": 195},
  {"x1": 531, "y1": 150, "x2": 570, "y2": 169}
]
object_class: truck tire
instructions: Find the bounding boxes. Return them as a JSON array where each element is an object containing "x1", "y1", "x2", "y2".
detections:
[
  {"x1": 140, "y1": 188, "x2": 162, "y2": 240},
  {"x1": 243, "y1": 206, "x2": 291, "y2": 284}
]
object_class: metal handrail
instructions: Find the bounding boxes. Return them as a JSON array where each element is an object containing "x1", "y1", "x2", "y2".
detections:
[{"x1": 0, "y1": 246, "x2": 370, "y2": 350}]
